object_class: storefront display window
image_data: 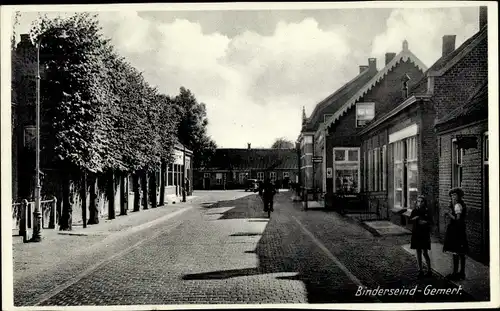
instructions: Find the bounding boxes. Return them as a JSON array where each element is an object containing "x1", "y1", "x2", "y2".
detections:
[
  {"x1": 333, "y1": 147, "x2": 360, "y2": 193},
  {"x1": 393, "y1": 136, "x2": 418, "y2": 208}
]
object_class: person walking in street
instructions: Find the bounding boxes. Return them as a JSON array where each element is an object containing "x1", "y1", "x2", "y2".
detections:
[
  {"x1": 260, "y1": 178, "x2": 277, "y2": 212},
  {"x1": 410, "y1": 195, "x2": 432, "y2": 278},
  {"x1": 443, "y1": 187, "x2": 469, "y2": 280}
]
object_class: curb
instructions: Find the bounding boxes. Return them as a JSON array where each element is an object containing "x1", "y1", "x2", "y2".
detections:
[{"x1": 400, "y1": 246, "x2": 480, "y2": 301}]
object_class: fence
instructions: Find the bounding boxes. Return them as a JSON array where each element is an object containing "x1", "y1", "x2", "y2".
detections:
[{"x1": 12, "y1": 197, "x2": 57, "y2": 242}]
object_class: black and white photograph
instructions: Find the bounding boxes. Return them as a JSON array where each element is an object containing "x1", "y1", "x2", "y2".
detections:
[{"x1": 1, "y1": 2, "x2": 498, "y2": 310}]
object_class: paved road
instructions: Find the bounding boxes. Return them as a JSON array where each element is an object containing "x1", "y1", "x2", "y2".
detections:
[{"x1": 15, "y1": 190, "x2": 474, "y2": 306}]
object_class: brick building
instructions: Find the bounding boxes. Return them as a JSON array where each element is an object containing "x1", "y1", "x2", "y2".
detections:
[
  {"x1": 299, "y1": 60, "x2": 378, "y2": 194},
  {"x1": 194, "y1": 144, "x2": 298, "y2": 190},
  {"x1": 357, "y1": 7, "x2": 488, "y2": 263},
  {"x1": 320, "y1": 40, "x2": 427, "y2": 204}
]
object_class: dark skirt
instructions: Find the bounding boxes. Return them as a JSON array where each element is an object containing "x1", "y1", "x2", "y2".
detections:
[
  {"x1": 443, "y1": 222, "x2": 468, "y2": 254},
  {"x1": 410, "y1": 226, "x2": 431, "y2": 250}
]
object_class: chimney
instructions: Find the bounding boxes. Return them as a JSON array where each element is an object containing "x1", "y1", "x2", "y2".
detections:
[
  {"x1": 359, "y1": 65, "x2": 369, "y2": 74},
  {"x1": 385, "y1": 53, "x2": 396, "y2": 65},
  {"x1": 247, "y1": 143, "x2": 251, "y2": 150},
  {"x1": 442, "y1": 35, "x2": 456, "y2": 57},
  {"x1": 479, "y1": 6, "x2": 487, "y2": 29},
  {"x1": 368, "y1": 58, "x2": 377, "y2": 71}
]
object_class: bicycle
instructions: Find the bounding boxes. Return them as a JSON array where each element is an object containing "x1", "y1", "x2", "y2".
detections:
[{"x1": 259, "y1": 193, "x2": 273, "y2": 218}]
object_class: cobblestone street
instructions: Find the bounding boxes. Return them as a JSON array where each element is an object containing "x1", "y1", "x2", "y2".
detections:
[{"x1": 13, "y1": 190, "x2": 475, "y2": 306}]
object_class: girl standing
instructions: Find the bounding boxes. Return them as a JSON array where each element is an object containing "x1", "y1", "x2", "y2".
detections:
[
  {"x1": 443, "y1": 187, "x2": 468, "y2": 280},
  {"x1": 410, "y1": 195, "x2": 432, "y2": 278}
]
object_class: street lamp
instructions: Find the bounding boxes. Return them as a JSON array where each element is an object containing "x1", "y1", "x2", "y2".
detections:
[{"x1": 30, "y1": 30, "x2": 68, "y2": 242}]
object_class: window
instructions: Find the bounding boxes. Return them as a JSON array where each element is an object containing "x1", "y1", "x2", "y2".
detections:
[
  {"x1": 406, "y1": 137, "x2": 418, "y2": 209},
  {"x1": 382, "y1": 145, "x2": 387, "y2": 191},
  {"x1": 367, "y1": 149, "x2": 373, "y2": 191},
  {"x1": 324, "y1": 114, "x2": 333, "y2": 123},
  {"x1": 374, "y1": 147, "x2": 380, "y2": 191},
  {"x1": 356, "y1": 103, "x2": 375, "y2": 127},
  {"x1": 239, "y1": 173, "x2": 246, "y2": 184},
  {"x1": 257, "y1": 172, "x2": 264, "y2": 181},
  {"x1": 204, "y1": 173, "x2": 210, "y2": 178},
  {"x1": 23, "y1": 126, "x2": 36, "y2": 149},
  {"x1": 452, "y1": 139, "x2": 463, "y2": 188},
  {"x1": 270, "y1": 172, "x2": 276, "y2": 182},
  {"x1": 394, "y1": 141, "x2": 404, "y2": 208},
  {"x1": 363, "y1": 151, "x2": 367, "y2": 191},
  {"x1": 333, "y1": 147, "x2": 360, "y2": 193},
  {"x1": 168, "y1": 165, "x2": 174, "y2": 186},
  {"x1": 283, "y1": 172, "x2": 289, "y2": 179},
  {"x1": 173, "y1": 164, "x2": 178, "y2": 186},
  {"x1": 216, "y1": 173, "x2": 223, "y2": 185},
  {"x1": 393, "y1": 136, "x2": 418, "y2": 208}
]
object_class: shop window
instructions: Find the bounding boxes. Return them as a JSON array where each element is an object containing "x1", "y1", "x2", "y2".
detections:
[
  {"x1": 333, "y1": 147, "x2": 360, "y2": 193},
  {"x1": 452, "y1": 139, "x2": 463, "y2": 188},
  {"x1": 382, "y1": 145, "x2": 387, "y2": 191},
  {"x1": 367, "y1": 149, "x2": 373, "y2": 191},
  {"x1": 356, "y1": 103, "x2": 375, "y2": 127},
  {"x1": 363, "y1": 151, "x2": 367, "y2": 191},
  {"x1": 374, "y1": 147, "x2": 380, "y2": 191},
  {"x1": 393, "y1": 136, "x2": 418, "y2": 208},
  {"x1": 216, "y1": 173, "x2": 222, "y2": 185}
]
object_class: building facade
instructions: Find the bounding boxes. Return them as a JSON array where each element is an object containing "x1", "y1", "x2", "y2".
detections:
[
  {"x1": 323, "y1": 41, "x2": 427, "y2": 202},
  {"x1": 299, "y1": 59, "x2": 379, "y2": 196},
  {"x1": 357, "y1": 7, "x2": 488, "y2": 263},
  {"x1": 194, "y1": 145, "x2": 298, "y2": 190}
]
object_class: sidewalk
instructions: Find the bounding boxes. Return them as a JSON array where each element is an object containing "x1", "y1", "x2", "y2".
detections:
[
  {"x1": 402, "y1": 243, "x2": 490, "y2": 301},
  {"x1": 13, "y1": 199, "x2": 195, "y2": 278}
]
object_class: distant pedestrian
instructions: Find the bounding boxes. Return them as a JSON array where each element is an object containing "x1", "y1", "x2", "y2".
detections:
[
  {"x1": 410, "y1": 195, "x2": 432, "y2": 278},
  {"x1": 260, "y1": 178, "x2": 276, "y2": 212},
  {"x1": 443, "y1": 187, "x2": 468, "y2": 280}
]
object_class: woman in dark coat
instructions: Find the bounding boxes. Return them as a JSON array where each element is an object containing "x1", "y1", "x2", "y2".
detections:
[
  {"x1": 443, "y1": 187, "x2": 468, "y2": 280},
  {"x1": 410, "y1": 195, "x2": 432, "y2": 278}
]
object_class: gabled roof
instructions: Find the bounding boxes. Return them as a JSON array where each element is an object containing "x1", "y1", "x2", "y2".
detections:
[
  {"x1": 410, "y1": 25, "x2": 487, "y2": 94},
  {"x1": 303, "y1": 67, "x2": 377, "y2": 132},
  {"x1": 207, "y1": 148, "x2": 297, "y2": 171},
  {"x1": 324, "y1": 41, "x2": 427, "y2": 131},
  {"x1": 436, "y1": 81, "x2": 488, "y2": 126}
]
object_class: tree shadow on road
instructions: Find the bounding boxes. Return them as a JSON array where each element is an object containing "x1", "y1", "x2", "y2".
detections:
[{"x1": 182, "y1": 193, "x2": 371, "y2": 303}]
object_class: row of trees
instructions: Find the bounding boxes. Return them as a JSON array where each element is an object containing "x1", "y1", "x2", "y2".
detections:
[{"x1": 12, "y1": 13, "x2": 216, "y2": 230}]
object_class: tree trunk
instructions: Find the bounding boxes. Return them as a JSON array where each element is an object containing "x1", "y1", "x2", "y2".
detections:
[
  {"x1": 159, "y1": 160, "x2": 166, "y2": 206},
  {"x1": 107, "y1": 170, "x2": 115, "y2": 220},
  {"x1": 81, "y1": 172, "x2": 87, "y2": 228},
  {"x1": 87, "y1": 174, "x2": 99, "y2": 224},
  {"x1": 141, "y1": 169, "x2": 149, "y2": 210},
  {"x1": 133, "y1": 172, "x2": 140, "y2": 212},
  {"x1": 150, "y1": 171, "x2": 157, "y2": 208},
  {"x1": 59, "y1": 173, "x2": 72, "y2": 231},
  {"x1": 120, "y1": 172, "x2": 127, "y2": 215}
]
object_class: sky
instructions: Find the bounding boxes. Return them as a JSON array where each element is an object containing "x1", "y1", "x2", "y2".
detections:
[{"x1": 11, "y1": 3, "x2": 481, "y2": 148}]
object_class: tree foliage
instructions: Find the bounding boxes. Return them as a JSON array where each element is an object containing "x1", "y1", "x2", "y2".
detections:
[
  {"x1": 271, "y1": 137, "x2": 295, "y2": 149},
  {"x1": 27, "y1": 13, "x2": 181, "y2": 174},
  {"x1": 173, "y1": 87, "x2": 217, "y2": 168}
]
